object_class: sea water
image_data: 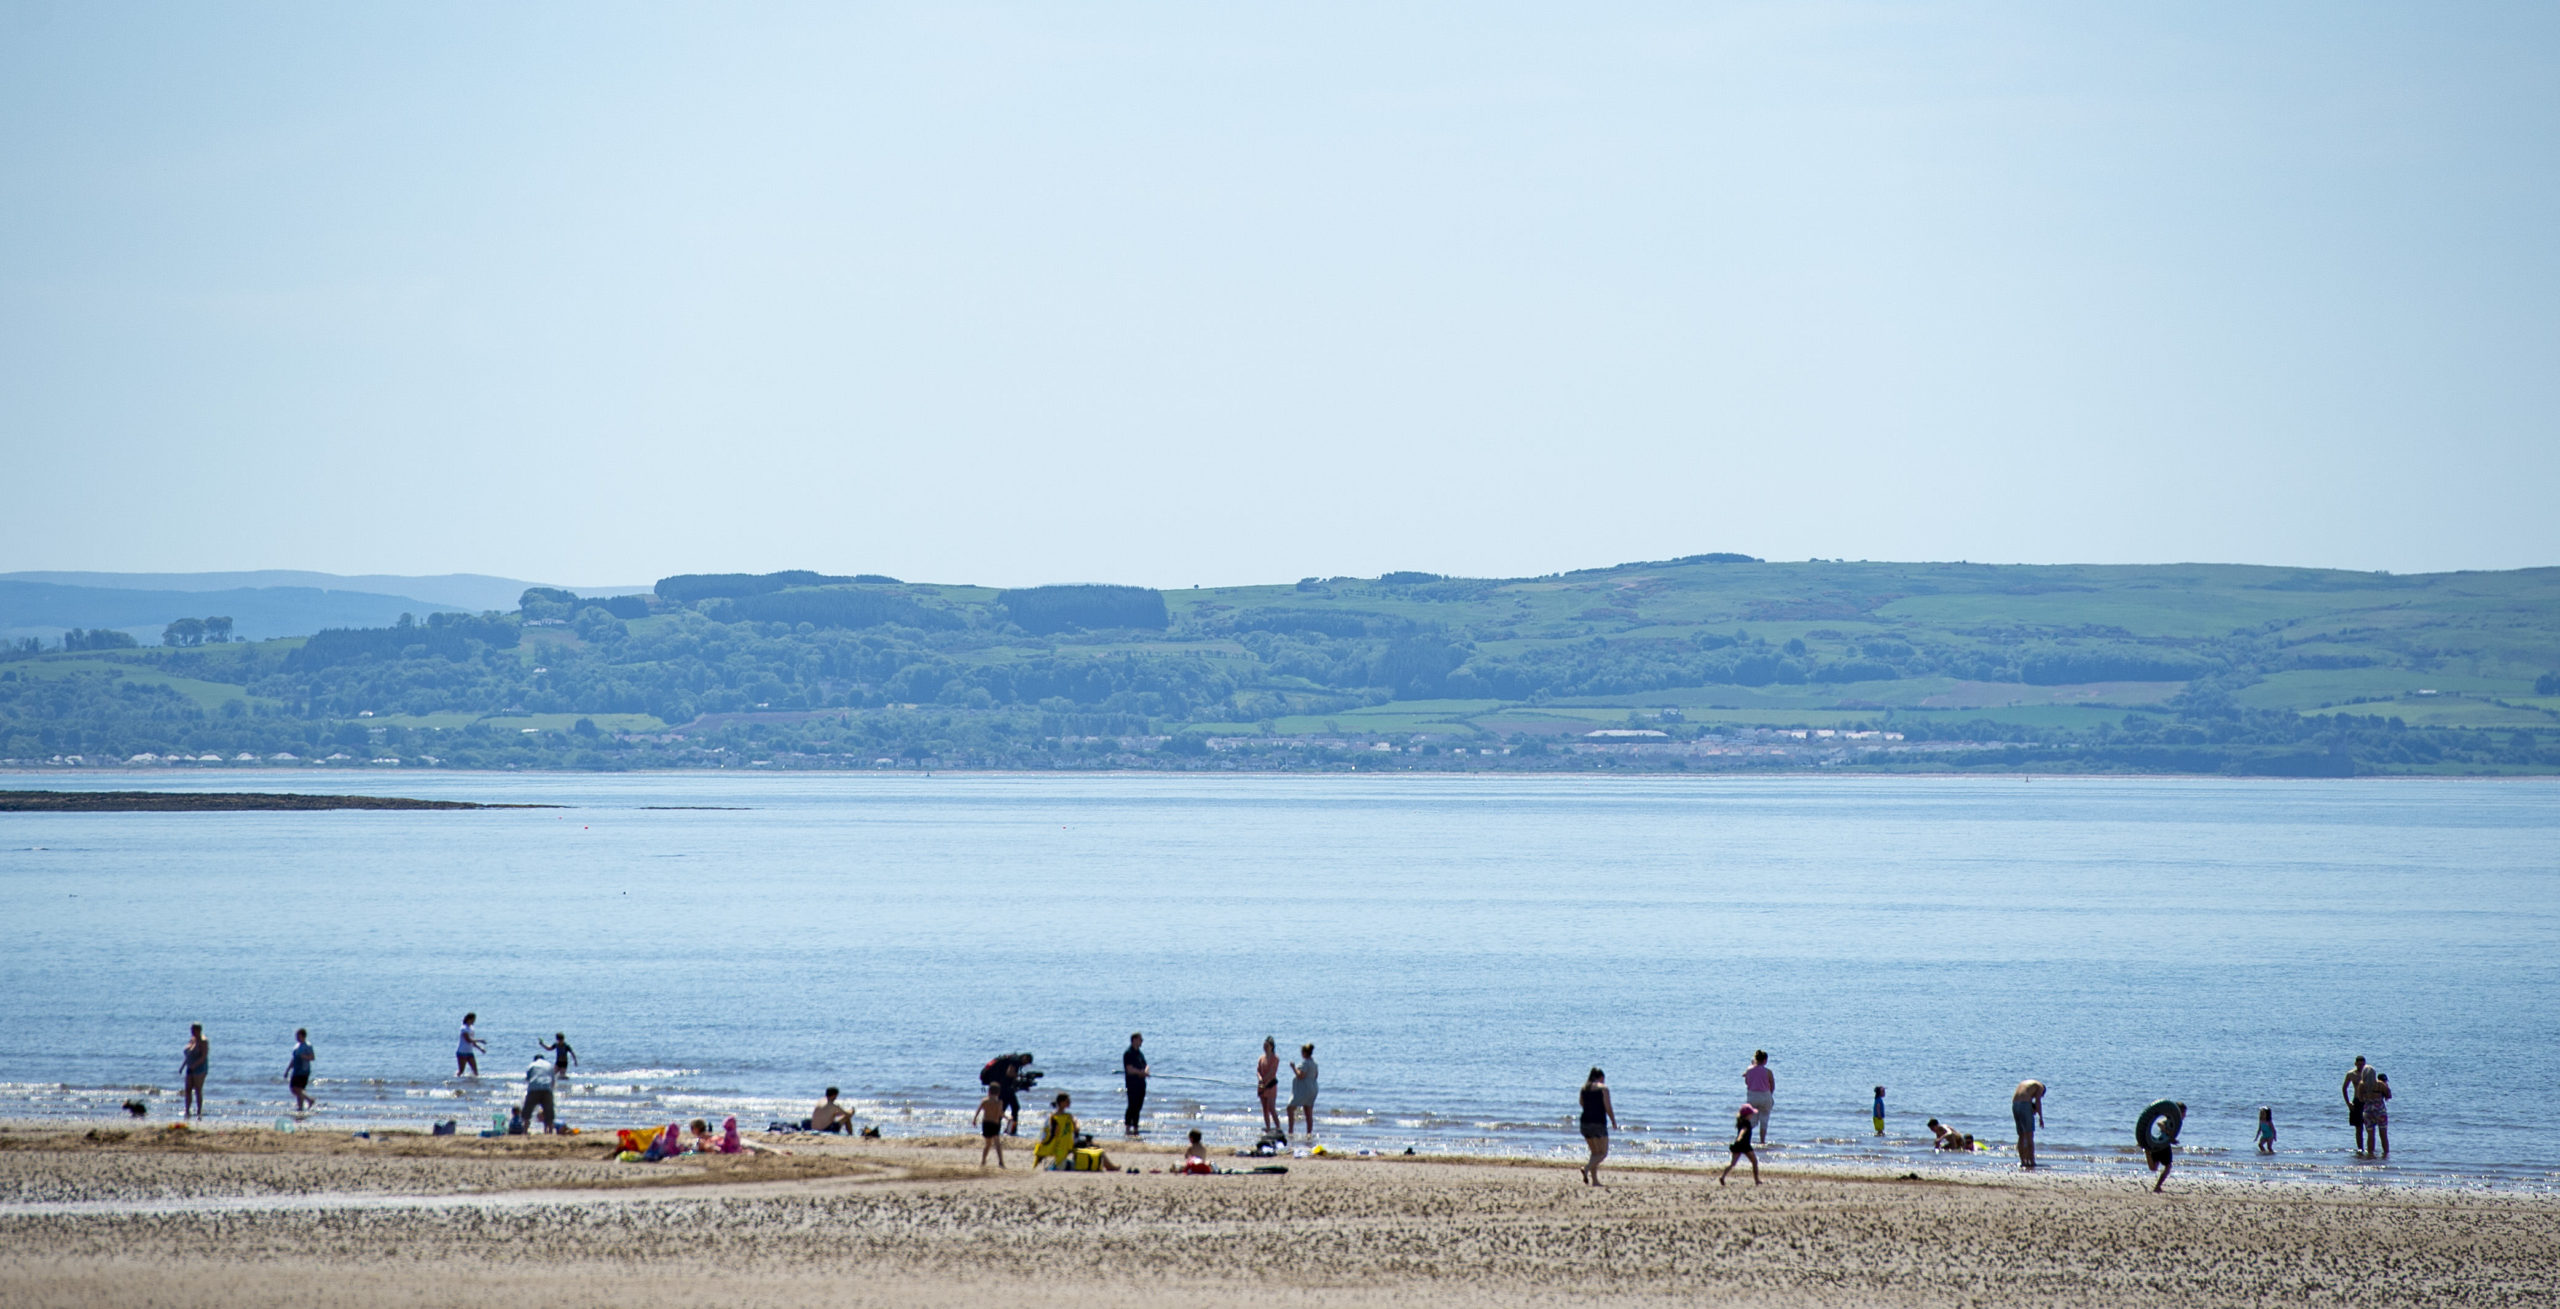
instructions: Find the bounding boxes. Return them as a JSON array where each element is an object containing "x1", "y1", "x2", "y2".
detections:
[{"x1": 1, "y1": 771, "x2": 2553, "y2": 1191}]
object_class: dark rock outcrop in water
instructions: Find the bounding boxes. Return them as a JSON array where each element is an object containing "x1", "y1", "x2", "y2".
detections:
[{"x1": 0, "y1": 791, "x2": 555, "y2": 812}]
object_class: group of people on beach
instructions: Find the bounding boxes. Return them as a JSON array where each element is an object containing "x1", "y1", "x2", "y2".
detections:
[{"x1": 168, "y1": 1018, "x2": 2404, "y2": 1191}]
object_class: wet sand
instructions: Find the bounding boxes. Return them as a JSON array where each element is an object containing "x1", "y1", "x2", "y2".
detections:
[{"x1": 1, "y1": 1123, "x2": 2554, "y2": 1307}]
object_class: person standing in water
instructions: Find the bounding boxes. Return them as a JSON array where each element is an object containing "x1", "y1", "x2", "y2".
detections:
[
  {"x1": 1742, "y1": 1051, "x2": 1775, "y2": 1143},
  {"x1": 2344, "y1": 1055, "x2": 2375, "y2": 1157},
  {"x1": 1256, "y1": 1037, "x2": 1282, "y2": 1138},
  {"x1": 1718, "y1": 1104, "x2": 1761, "y2": 1186},
  {"x1": 2367, "y1": 1073, "x2": 2392, "y2": 1158},
  {"x1": 180, "y1": 1024, "x2": 210, "y2": 1118},
  {"x1": 2012, "y1": 1079, "x2": 2046, "y2": 1170},
  {"x1": 1122, "y1": 1032, "x2": 1149, "y2": 1137},
  {"x1": 455, "y1": 1013, "x2": 485, "y2": 1077},
  {"x1": 2256, "y1": 1107, "x2": 2277, "y2": 1154},
  {"x1": 1578, "y1": 1068, "x2": 1618, "y2": 1186},
  {"x1": 540, "y1": 1032, "x2": 576, "y2": 1079},
  {"x1": 1288, "y1": 1043, "x2": 1319, "y2": 1142},
  {"x1": 286, "y1": 1029, "x2": 317, "y2": 1111},
  {"x1": 1873, "y1": 1086, "x2": 1887, "y2": 1136}
]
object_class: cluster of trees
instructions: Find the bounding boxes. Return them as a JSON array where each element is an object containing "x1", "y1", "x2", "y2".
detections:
[{"x1": 161, "y1": 616, "x2": 235, "y2": 647}]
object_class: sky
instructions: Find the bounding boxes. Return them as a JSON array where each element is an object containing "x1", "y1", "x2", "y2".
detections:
[{"x1": 3, "y1": 2, "x2": 2555, "y2": 588}]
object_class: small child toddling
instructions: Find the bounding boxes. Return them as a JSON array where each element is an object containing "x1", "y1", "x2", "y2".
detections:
[
  {"x1": 2256, "y1": 1107, "x2": 2276, "y2": 1154},
  {"x1": 975, "y1": 1085, "x2": 1008, "y2": 1168}
]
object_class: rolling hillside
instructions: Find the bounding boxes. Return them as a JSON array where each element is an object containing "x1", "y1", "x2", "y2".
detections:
[{"x1": 3, "y1": 557, "x2": 2555, "y2": 774}]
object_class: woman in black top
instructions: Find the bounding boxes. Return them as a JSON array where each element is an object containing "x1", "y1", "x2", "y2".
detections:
[
  {"x1": 1718, "y1": 1104, "x2": 1760, "y2": 1186},
  {"x1": 1579, "y1": 1068, "x2": 1618, "y2": 1185}
]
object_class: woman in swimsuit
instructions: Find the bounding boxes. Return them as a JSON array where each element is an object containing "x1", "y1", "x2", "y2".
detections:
[
  {"x1": 1256, "y1": 1037, "x2": 1282, "y2": 1137},
  {"x1": 1579, "y1": 1068, "x2": 1618, "y2": 1186},
  {"x1": 1718, "y1": 1104, "x2": 1760, "y2": 1186}
]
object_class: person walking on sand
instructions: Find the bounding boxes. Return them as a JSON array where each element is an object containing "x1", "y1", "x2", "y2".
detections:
[
  {"x1": 180, "y1": 1024, "x2": 210, "y2": 1118},
  {"x1": 287, "y1": 1029, "x2": 317, "y2": 1111},
  {"x1": 455, "y1": 1013, "x2": 485, "y2": 1078},
  {"x1": 974, "y1": 1084, "x2": 1008, "y2": 1168},
  {"x1": 2012, "y1": 1080, "x2": 2046, "y2": 1169},
  {"x1": 1122, "y1": 1032, "x2": 1149, "y2": 1137},
  {"x1": 1718, "y1": 1104, "x2": 1761, "y2": 1186},
  {"x1": 2145, "y1": 1103, "x2": 2184, "y2": 1192},
  {"x1": 1742, "y1": 1051, "x2": 1775, "y2": 1143},
  {"x1": 1256, "y1": 1037, "x2": 1283, "y2": 1137},
  {"x1": 1288, "y1": 1044, "x2": 1320, "y2": 1142},
  {"x1": 1579, "y1": 1068, "x2": 1618, "y2": 1186}
]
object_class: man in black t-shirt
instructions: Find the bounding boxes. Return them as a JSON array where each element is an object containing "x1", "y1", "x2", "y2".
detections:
[{"x1": 1122, "y1": 1033, "x2": 1149, "y2": 1136}]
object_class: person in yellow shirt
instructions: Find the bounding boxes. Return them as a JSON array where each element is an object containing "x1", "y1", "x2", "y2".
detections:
[{"x1": 1034, "y1": 1093, "x2": 1079, "y2": 1169}]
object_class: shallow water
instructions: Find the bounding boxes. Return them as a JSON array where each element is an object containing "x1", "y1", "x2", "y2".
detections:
[{"x1": 2, "y1": 771, "x2": 2553, "y2": 1190}]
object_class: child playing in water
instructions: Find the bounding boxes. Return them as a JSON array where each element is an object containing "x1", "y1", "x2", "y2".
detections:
[
  {"x1": 975, "y1": 1085, "x2": 1008, "y2": 1168},
  {"x1": 2256, "y1": 1107, "x2": 2276, "y2": 1154}
]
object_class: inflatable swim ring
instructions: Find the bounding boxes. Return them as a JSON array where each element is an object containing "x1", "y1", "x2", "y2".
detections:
[{"x1": 2136, "y1": 1100, "x2": 2184, "y2": 1151}]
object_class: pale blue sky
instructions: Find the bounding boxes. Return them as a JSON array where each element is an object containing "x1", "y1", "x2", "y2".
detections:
[{"x1": 4, "y1": 2, "x2": 2554, "y2": 586}]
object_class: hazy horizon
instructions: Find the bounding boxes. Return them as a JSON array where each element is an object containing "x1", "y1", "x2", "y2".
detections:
[{"x1": 6, "y1": 3, "x2": 2556, "y2": 588}]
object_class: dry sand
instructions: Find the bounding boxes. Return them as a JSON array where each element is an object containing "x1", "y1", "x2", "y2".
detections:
[{"x1": 2, "y1": 1123, "x2": 2554, "y2": 1308}]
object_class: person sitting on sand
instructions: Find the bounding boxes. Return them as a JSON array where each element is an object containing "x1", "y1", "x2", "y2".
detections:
[
  {"x1": 1180, "y1": 1128, "x2": 1213, "y2": 1174},
  {"x1": 1035, "y1": 1092, "x2": 1080, "y2": 1170},
  {"x1": 1718, "y1": 1104, "x2": 1760, "y2": 1186},
  {"x1": 809, "y1": 1087, "x2": 854, "y2": 1134},
  {"x1": 975, "y1": 1085, "x2": 1008, "y2": 1168},
  {"x1": 686, "y1": 1119, "x2": 716, "y2": 1153}
]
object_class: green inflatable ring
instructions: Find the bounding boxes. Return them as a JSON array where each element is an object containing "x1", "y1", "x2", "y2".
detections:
[{"x1": 2136, "y1": 1100, "x2": 2184, "y2": 1151}]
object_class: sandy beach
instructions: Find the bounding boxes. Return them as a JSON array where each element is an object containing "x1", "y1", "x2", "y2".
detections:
[{"x1": 1, "y1": 1123, "x2": 2553, "y2": 1308}]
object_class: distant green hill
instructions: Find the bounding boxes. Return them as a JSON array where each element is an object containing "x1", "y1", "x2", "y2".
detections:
[{"x1": 4, "y1": 558, "x2": 2555, "y2": 775}]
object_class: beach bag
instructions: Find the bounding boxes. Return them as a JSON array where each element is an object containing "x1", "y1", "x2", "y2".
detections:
[{"x1": 1070, "y1": 1147, "x2": 1108, "y2": 1171}]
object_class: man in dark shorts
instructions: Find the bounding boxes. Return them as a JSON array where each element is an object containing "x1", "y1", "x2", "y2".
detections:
[
  {"x1": 2146, "y1": 1103, "x2": 2185, "y2": 1192},
  {"x1": 287, "y1": 1028, "x2": 317, "y2": 1110},
  {"x1": 1122, "y1": 1033, "x2": 1149, "y2": 1137}
]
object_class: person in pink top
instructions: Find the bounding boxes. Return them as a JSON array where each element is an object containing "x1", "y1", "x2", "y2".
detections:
[{"x1": 1742, "y1": 1050, "x2": 1775, "y2": 1143}]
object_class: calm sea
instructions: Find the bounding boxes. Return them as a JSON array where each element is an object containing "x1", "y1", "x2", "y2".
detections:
[{"x1": 2, "y1": 771, "x2": 2554, "y2": 1191}]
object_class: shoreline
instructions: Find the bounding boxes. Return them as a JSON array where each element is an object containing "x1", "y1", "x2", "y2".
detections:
[{"x1": 3, "y1": 1125, "x2": 2554, "y2": 1306}]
